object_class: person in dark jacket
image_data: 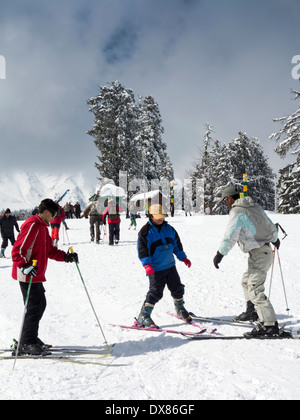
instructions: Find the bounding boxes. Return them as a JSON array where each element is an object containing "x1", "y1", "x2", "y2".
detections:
[
  {"x1": 0, "y1": 208, "x2": 20, "y2": 258},
  {"x1": 136, "y1": 204, "x2": 192, "y2": 328},
  {"x1": 81, "y1": 197, "x2": 104, "y2": 244}
]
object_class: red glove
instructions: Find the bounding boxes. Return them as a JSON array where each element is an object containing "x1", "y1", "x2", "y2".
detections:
[
  {"x1": 182, "y1": 258, "x2": 192, "y2": 268},
  {"x1": 144, "y1": 264, "x2": 155, "y2": 275}
]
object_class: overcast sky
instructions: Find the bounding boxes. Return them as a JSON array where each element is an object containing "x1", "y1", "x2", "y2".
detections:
[{"x1": 0, "y1": 0, "x2": 299, "y2": 187}]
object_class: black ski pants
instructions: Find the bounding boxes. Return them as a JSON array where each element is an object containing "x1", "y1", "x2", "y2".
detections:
[
  {"x1": 108, "y1": 223, "x2": 120, "y2": 245},
  {"x1": 1, "y1": 234, "x2": 15, "y2": 249},
  {"x1": 146, "y1": 266, "x2": 185, "y2": 305},
  {"x1": 19, "y1": 282, "x2": 46, "y2": 345}
]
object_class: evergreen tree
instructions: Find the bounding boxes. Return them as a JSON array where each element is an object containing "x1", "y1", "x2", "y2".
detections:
[
  {"x1": 211, "y1": 141, "x2": 232, "y2": 214},
  {"x1": 87, "y1": 82, "x2": 174, "y2": 194},
  {"x1": 226, "y1": 132, "x2": 275, "y2": 210},
  {"x1": 87, "y1": 81, "x2": 140, "y2": 185},
  {"x1": 189, "y1": 124, "x2": 218, "y2": 213},
  {"x1": 190, "y1": 129, "x2": 275, "y2": 214},
  {"x1": 276, "y1": 158, "x2": 300, "y2": 213},
  {"x1": 270, "y1": 89, "x2": 300, "y2": 213},
  {"x1": 137, "y1": 95, "x2": 174, "y2": 187}
]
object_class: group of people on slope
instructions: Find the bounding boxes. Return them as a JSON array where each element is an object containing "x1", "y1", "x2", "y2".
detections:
[
  {"x1": 6, "y1": 183, "x2": 282, "y2": 356},
  {"x1": 81, "y1": 197, "x2": 123, "y2": 246}
]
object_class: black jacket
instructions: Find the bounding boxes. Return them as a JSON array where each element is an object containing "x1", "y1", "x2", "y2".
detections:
[{"x1": 0, "y1": 215, "x2": 20, "y2": 237}]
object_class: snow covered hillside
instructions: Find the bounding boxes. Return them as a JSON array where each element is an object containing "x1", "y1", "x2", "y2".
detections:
[
  {"x1": 0, "y1": 213, "x2": 299, "y2": 400},
  {"x1": 0, "y1": 171, "x2": 94, "y2": 211}
]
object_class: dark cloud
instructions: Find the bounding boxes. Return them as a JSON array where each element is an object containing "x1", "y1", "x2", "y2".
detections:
[
  {"x1": 0, "y1": 0, "x2": 299, "y2": 183},
  {"x1": 103, "y1": 22, "x2": 139, "y2": 64}
]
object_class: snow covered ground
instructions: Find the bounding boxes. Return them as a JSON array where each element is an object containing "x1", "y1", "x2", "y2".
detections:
[{"x1": 0, "y1": 213, "x2": 299, "y2": 400}]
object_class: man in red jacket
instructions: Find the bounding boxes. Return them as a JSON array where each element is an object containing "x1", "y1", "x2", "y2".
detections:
[{"x1": 12, "y1": 198, "x2": 78, "y2": 355}]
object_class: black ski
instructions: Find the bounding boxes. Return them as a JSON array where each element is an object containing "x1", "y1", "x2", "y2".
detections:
[
  {"x1": 0, "y1": 354, "x2": 112, "y2": 365},
  {"x1": 1, "y1": 339, "x2": 115, "y2": 356},
  {"x1": 48, "y1": 345, "x2": 115, "y2": 354},
  {"x1": 0, "y1": 347, "x2": 113, "y2": 356},
  {"x1": 189, "y1": 312, "x2": 253, "y2": 328},
  {"x1": 182, "y1": 329, "x2": 298, "y2": 340}
]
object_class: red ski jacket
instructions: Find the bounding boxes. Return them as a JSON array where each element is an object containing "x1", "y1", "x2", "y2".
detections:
[
  {"x1": 12, "y1": 215, "x2": 66, "y2": 283},
  {"x1": 102, "y1": 204, "x2": 123, "y2": 224}
]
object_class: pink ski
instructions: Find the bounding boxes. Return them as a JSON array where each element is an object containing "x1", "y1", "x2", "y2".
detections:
[
  {"x1": 110, "y1": 322, "x2": 207, "y2": 337},
  {"x1": 167, "y1": 312, "x2": 217, "y2": 334}
]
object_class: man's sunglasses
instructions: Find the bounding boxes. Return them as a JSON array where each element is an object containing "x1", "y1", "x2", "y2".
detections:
[
  {"x1": 47, "y1": 209, "x2": 57, "y2": 217},
  {"x1": 221, "y1": 196, "x2": 230, "y2": 205}
]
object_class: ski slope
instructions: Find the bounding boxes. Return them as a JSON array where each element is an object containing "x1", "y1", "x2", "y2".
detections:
[{"x1": 0, "y1": 213, "x2": 299, "y2": 400}]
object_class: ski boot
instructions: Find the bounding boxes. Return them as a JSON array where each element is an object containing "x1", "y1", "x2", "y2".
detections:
[
  {"x1": 0, "y1": 248, "x2": 5, "y2": 258},
  {"x1": 233, "y1": 301, "x2": 259, "y2": 323},
  {"x1": 244, "y1": 322, "x2": 280, "y2": 339},
  {"x1": 12, "y1": 343, "x2": 51, "y2": 356},
  {"x1": 91, "y1": 235, "x2": 95, "y2": 242},
  {"x1": 136, "y1": 302, "x2": 158, "y2": 328},
  {"x1": 37, "y1": 338, "x2": 52, "y2": 350},
  {"x1": 174, "y1": 298, "x2": 192, "y2": 323}
]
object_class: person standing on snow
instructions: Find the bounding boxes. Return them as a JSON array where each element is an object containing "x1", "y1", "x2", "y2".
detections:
[
  {"x1": 50, "y1": 204, "x2": 66, "y2": 247},
  {"x1": 0, "y1": 208, "x2": 20, "y2": 258},
  {"x1": 102, "y1": 198, "x2": 123, "y2": 245},
  {"x1": 81, "y1": 196, "x2": 104, "y2": 244},
  {"x1": 213, "y1": 185, "x2": 280, "y2": 338},
  {"x1": 128, "y1": 204, "x2": 138, "y2": 230},
  {"x1": 136, "y1": 204, "x2": 192, "y2": 328},
  {"x1": 11, "y1": 199, "x2": 78, "y2": 356}
]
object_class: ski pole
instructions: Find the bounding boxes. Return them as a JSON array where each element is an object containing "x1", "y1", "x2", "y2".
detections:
[
  {"x1": 69, "y1": 247, "x2": 109, "y2": 347},
  {"x1": 13, "y1": 260, "x2": 38, "y2": 370},
  {"x1": 63, "y1": 223, "x2": 70, "y2": 245},
  {"x1": 276, "y1": 248, "x2": 290, "y2": 315},
  {"x1": 268, "y1": 248, "x2": 276, "y2": 299}
]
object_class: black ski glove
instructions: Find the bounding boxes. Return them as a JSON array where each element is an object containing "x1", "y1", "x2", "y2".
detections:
[
  {"x1": 213, "y1": 252, "x2": 224, "y2": 269},
  {"x1": 65, "y1": 251, "x2": 79, "y2": 263},
  {"x1": 272, "y1": 239, "x2": 280, "y2": 249},
  {"x1": 21, "y1": 264, "x2": 38, "y2": 277}
]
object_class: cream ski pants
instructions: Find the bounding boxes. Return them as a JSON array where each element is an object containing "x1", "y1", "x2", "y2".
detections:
[{"x1": 242, "y1": 244, "x2": 277, "y2": 326}]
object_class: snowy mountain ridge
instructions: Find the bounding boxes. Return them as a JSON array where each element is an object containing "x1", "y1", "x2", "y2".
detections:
[{"x1": 0, "y1": 171, "x2": 95, "y2": 211}]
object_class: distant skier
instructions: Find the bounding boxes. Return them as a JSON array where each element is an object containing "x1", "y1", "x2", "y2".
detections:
[
  {"x1": 11, "y1": 199, "x2": 78, "y2": 355},
  {"x1": 0, "y1": 208, "x2": 20, "y2": 258},
  {"x1": 136, "y1": 204, "x2": 192, "y2": 328},
  {"x1": 102, "y1": 198, "x2": 123, "y2": 245},
  {"x1": 128, "y1": 204, "x2": 138, "y2": 230},
  {"x1": 50, "y1": 205, "x2": 66, "y2": 247},
  {"x1": 81, "y1": 197, "x2": 104, "y2": 244},
  {"x1": 213, "y1": 185, "x2": 280, "y2": 338}
]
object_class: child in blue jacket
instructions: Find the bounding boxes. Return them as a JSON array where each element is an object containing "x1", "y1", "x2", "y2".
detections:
[{"x1": 137, "y1": 204, "x2": 192, "y2": 328}]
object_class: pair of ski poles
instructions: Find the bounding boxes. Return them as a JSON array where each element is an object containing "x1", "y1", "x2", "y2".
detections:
[
  {"x1": 268, "y1": 225, "x2": 290, "y2": 315},
  {"x1": 13, "y1": 247, "x2": 108, "y2": 370}
]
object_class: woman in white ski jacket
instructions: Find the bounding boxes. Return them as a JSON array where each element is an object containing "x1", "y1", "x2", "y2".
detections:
[
  {"x1": 213, "y1": 186, "x2": 280, "y2": 338},
  {"x1": 218, "y1": 196, "x2": 278, "y2": 256}
]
